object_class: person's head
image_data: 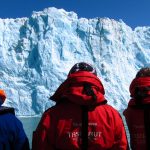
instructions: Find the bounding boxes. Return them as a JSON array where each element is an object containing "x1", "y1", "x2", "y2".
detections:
[
  {"x1": 0, "y1": 90, "x2": 6, "y2": 106},
  {"x1": 136, "y1": 67, "x2": 150, "y2": 78},
  {"x1": 68, "y1": 62, "x2": 97, "y2": 76},
  {"x1": 130, "y1": 67, "x2": 150, "y2": 102}
]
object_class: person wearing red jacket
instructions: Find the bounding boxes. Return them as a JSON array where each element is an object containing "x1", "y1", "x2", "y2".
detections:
[
  {"x1": 124, "y1": 67, "x2": 150, "y2": 150},
  {"x1": 32, "y1": 62, "x2": 128, "y2": 150}
]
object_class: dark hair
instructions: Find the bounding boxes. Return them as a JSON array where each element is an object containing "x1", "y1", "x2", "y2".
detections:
[{"x1": 136, "y1": 67, "x2": 150, "y2": 78}]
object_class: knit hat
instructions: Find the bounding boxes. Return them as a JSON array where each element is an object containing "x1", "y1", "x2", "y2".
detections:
[
  {"x1": 0, "y1": 90, "x2": 6, "y2": 104},
  {"x1": 68, "y1": 62, "x2": 97, "y2": 76}
]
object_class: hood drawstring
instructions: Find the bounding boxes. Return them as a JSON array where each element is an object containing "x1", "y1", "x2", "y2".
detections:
[{"x1": 81, "y1": 83, "x2": 97, "y2": 150}]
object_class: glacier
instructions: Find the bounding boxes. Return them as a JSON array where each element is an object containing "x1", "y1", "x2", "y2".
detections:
[{"x1": 0, "y1": 7, "x2": 150, "y2": 116}]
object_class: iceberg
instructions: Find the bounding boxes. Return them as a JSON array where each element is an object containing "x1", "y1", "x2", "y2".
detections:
[{"x1": 0, "y1": 7, "x2": 149, "y2": 116}]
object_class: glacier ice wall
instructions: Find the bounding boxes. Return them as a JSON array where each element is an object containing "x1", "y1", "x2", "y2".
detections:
[{"x1": 0, "y1": 7, "x2": 150, "y2": 116}]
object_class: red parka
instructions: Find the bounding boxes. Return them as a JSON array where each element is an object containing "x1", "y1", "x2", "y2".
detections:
[
  {"x1": 32, "y1": 71, "x2": 128, "y2": 150},
  {"x1": 124, "y1": 77, "x2": 150, "y2": 150}
]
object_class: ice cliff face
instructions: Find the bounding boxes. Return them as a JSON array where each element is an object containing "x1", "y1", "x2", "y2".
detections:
[{"x1": 0, "y1": 7, "x2": 150, "y2": 116}]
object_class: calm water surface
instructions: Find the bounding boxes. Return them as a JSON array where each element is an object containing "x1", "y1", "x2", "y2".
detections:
[{"x1": 19, "y1": 116, "x2": 41, "y2": 149}]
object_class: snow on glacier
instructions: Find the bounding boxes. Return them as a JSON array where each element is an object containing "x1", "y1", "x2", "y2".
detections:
[{"x1": 0, "y1": 7, "x2": 150, "y2": 116}]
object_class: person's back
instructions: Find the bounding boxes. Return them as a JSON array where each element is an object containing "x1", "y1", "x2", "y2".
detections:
[
  {"x1": 32, "y1": 62, "x2": 128, "y2": 150},
  {"x1": 124, "y1": 67, "x2": 150, "y2": 150},
  {"x1": 0, "y1": 90, "x2": 29, "y2": 150}
]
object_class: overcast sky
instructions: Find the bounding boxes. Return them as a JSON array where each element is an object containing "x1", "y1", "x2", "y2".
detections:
[{"x1": 0, "y1": 0, "x2": 149, "y2": 29}]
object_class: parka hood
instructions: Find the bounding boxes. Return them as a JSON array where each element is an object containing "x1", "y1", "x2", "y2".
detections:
[
  {"x1": 128, "y1": 77, "x2": 150, "y2": 106},
  {"x1": 50, "y1": 71, "x2": 107, "y2": 106},
  {"x1": 130, "y1": 77, "x2": 150, "y2": 97}
]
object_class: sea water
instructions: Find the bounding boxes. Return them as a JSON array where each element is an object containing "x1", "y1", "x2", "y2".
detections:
[
  {"x1": 18, "y1": 112, "x2": 130, "y2": 149},
  {"x1": 19, "y1": 116, "x2": 41, "y2": 149}
]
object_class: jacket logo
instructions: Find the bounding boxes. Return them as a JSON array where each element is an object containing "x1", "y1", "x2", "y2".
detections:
[{"x1": 67, "y1": 131, "x2": 102, "y2": 141}]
